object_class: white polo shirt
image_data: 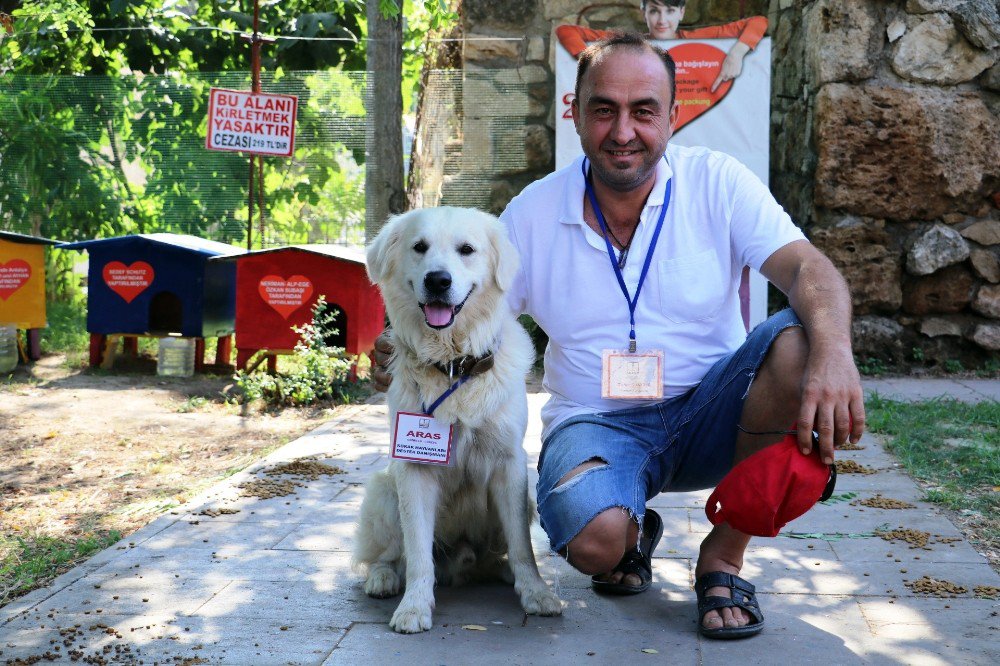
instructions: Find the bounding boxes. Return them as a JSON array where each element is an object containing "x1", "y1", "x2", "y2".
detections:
[{"x1": 501, "y1": 144, "x2": 806, "y2": 440}]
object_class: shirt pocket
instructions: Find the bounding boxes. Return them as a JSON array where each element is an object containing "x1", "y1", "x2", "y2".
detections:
[{"x1": 657, "y1": 250, "x2": 725, "y2": 323}]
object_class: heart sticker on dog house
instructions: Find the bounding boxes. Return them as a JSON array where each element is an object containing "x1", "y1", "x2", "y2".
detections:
[
  {"x1": 103, "y1": 261, "x2": 154, "y2": 303},
  {"x1": 0, "y1": 259, "x2": 31, "y2": 301},
  {"x1": 258, "y1": 275, "x2": 314, "y2": 319},
  {"x1": 669, "y1": 43, "x2": 734, "y2": 133}
]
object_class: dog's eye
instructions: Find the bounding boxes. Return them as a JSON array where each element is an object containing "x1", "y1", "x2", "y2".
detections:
[
  {"x1": 458, "y1": 244, "x2": 475, "y2": 256},
  {"x1": 413, "y1": 240, "x2": 428, "y2": 254}
]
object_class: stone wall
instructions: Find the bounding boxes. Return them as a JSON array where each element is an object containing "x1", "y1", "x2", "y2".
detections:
[
  {"x1": 460, "y1": 0, "x2": 1000, "y2": 370},
  {"x1": 772, "y1": 0, "x2": 1000, "y2": 369}
]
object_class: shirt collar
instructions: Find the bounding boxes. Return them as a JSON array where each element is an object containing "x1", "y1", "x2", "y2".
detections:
[{"x1": 559, "y1": 150, "x2": 674, "y2": 226}]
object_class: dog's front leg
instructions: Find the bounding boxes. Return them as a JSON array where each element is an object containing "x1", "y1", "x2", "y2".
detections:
[
  {"x1": 390, "y1": 465, "x2": 439, "y2": 633},
  {"x1": 490, "y1": 459, "x2": 562, "y2": 617}
]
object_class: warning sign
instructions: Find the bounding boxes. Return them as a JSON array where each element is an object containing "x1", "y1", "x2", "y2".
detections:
[{"x1": 206, "y1": 88, "x2": 298, "y2": 157}]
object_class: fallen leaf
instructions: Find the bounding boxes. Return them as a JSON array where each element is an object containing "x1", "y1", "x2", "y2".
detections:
[
  {"x1": 641, "y1": 649, "x2": 659, "y2": 654},
  {"x1": 462, "y1": 625, "x2": 487, "y2": 631}
]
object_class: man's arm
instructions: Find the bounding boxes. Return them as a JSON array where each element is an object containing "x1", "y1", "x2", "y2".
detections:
[{"x1": 759, "y1": 239, "x2": 866, "y2": 464}]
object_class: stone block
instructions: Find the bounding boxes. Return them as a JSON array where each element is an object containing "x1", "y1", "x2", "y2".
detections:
[
  {"x1": 972, "y1": 283, "x2": 1000, "y2": 318},
  {"x1": 804, "y1": 0, "x2": 881, "y2": 84},
  {"x1": 970, "y1": 322, "x2": 1000, "y2": 349},
  {"x1": 523, "y1": 124, "x2": 552, "y2": 170},
  {"x1": 852, "y1": 316, "x2": 906, "y2": 358},
  {"x1": 891, "y1": 13, "x2": 996, "y2": 85},
  {"x1": 465, "y1": 35, "x2": 521, "y2": 62},
  {"x1": 906, "y1": 223, "x2": 970, "y2": 275},
  {"x1": 970, "y1": 247, "x2": 1000, "y2": 282},
  {"x1": 983, "y1": 61, "x2": 1000, "y2": 91},
  {"x1": 960, "y1": 219, "x2": 1000, "y2": 245},
  {"x1": 526, "y1": 37, "x2": 546, "y2": 62},
  {"x1": 920, "y1": 316, "x2": 965, "y2": 337},
  {"x1": 814, "y1": 84, "x2": 1000, "y2": 219},
  {"x1": 465, "y1": 0, "x2": 536, "y2": 30},
  {"x1": 906, "y1": 0, "x2": 962, "y2": 12},
  {"x1": 902, "y1": 265, "x2": 977, "y2": 315},
  {"x1": 952, "y1": 0, "x2": 1000, "y2": 50},
  {"x1": 811, "y1": 222, "x2": 902, "y2": 314}
]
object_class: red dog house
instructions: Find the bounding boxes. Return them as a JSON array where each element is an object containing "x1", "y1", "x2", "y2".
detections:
[{"x1": 216, "y1": 245, "x2": 384, "y2": 372}]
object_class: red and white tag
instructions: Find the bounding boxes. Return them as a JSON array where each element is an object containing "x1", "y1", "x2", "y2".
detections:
[
  {"x1": 392, "y1": 411, "x2": 454, "y2": 465},
  {"x1": 601, "y1": 349, "x2": 664, "y2": 400}
]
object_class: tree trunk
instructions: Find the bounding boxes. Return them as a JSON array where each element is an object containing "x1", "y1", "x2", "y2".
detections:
[{"x1": 365, "y1": 2, "x2": 406, "y2": 240}]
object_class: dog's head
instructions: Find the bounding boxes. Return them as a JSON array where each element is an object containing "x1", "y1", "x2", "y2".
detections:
[{"x1": 366, "y1": 207, "x2": 519, "y2": 338}]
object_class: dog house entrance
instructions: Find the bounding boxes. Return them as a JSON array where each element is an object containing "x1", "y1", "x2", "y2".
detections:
[
  {"x1": 149, "y1": 291, "x2": 183, "y2": 333},
  {"x1": 316, "y1": 301, "x2": 347, "y2": 349}
]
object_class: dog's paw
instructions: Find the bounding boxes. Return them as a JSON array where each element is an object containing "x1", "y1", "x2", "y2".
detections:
[
  {"x1": 520, "y1": 586, "x2": 562, "y2": 617},
  {"x1": 364, "y1": 566, "x2": 401, "y2": 599},
  {"x1": 390, "y1": 603, "x2": 433, "y2": 633}
]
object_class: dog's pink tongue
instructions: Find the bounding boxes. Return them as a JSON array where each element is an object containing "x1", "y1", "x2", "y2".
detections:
[{"x1": 423, "y1": 304, "x2": 454, "y2": 327}]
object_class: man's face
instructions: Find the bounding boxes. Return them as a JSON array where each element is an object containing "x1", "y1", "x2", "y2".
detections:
[
  {"x1": 644, "y1": 1, "x2": 684, "y2": 40},
  {"x1": 572, "y1": 47, "x2": 679, "y2": 193}
]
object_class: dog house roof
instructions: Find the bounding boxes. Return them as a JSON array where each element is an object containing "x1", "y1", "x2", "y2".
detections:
[
  {"x1": 211, "y1": 244, "x2": 366, "y2": 265},
  {"x1": 60, "y1": 233, "x2": 243, "y2": 257},
  {"x1": 0, "y1": 231, "x2": 59, "y2": 246}
]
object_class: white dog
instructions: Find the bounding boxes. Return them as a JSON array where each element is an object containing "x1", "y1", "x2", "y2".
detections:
[{"x1": 354, "y1": 207, "x2": 562, "y2": 634}]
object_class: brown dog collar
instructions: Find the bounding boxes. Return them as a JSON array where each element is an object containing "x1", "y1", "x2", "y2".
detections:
[{"x1": 432, "y1": 351, "x2": 495, "y2": 378}]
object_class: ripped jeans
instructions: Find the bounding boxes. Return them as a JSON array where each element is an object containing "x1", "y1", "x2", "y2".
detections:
[{"x1": 534, "y1": 308, "x2": 802, "y2": 552}]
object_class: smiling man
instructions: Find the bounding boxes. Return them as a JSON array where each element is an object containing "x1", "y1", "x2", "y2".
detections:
[
  {"x1": 556, "y1": 0, "x2": 767, "y2": 92},
  {"x1": 498, "y1": 34, "x2": 864, "y2": 638}
]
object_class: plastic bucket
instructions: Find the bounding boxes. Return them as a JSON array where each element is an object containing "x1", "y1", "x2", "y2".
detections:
[
  {"x1": 0, "y1": 324, "x2": 17, "y2": 373},
  {"x1": 157, "y1": 336, "x2": 195, "y2": 377}
]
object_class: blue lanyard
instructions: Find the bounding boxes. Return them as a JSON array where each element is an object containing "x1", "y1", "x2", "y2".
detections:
[
  {"x1": 582, "y1": 158, "x2": 671, "y2": 352},
  {"x1": 422, "y1": 374, "x2": 472, "y2": 416}
]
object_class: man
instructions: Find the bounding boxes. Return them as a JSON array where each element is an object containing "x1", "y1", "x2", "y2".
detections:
[
  {"x1": 374, "y1": 34, "x2": 864, "y2": 639},
  {"x1": 555, "y1": 0, "x2": 767, "y2": 92}
]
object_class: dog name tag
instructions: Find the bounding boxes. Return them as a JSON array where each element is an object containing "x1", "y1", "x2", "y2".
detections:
[
  {"x1": 601, "y1": 349, "x2": 664, "y2": 400},
  {"x1": 392, "y1": 411, "x2": 454, "y2": 465}
]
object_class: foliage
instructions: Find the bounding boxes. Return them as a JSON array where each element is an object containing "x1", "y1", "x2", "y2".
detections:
[
  {"x1": 234, "y1": 297, "x2": 366, "y2": 406},
  {"x1": 39, "y1": 296, "x2": 90, "y2": 355},
  {"x1": 0, "y1": 530, "x2": 122, "y2": 607},
  {"x1": 866, "y1": 395, "x2": 999, "y2": 554}
]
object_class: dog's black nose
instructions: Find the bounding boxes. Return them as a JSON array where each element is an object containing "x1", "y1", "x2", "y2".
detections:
[{"x1": 424, "y1": 271, "x2": 452, "y2": 295}]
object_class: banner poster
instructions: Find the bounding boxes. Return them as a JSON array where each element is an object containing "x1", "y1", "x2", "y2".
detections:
[{"x1": 555, "y1": 37, "x2": 773, "y2": 328}]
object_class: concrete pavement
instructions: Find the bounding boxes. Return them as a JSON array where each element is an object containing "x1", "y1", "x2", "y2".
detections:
[{"x1": 1, "y1": 379, "x2": 998, "y2": 665}]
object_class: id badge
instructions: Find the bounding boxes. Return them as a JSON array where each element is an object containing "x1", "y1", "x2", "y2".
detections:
[
  {"x1": 601, "y1": 349, "x2": 664, "y2": 400},
  {"x1": 392, "y1": 411, "x2": 454, "y2": 465}
]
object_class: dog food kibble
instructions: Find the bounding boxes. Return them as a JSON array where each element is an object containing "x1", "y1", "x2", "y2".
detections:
[
  {"x1": 835, "y1": 460, "x2": 876, "y2": 474},
  {"x1": 859, "y1": 494, "x2": 915, "y2": 509},
  {"x1": 197, "y1": 507, "x2": 241, "y2": 518},
  {"x1": 974, "y1": 585, "x2": 1000, "y2": 599},
  {"x1": 877, "y1": 527, "x2": 931, "y2": 549},
  {"x1": 835, "y1": 440, "x2": 865, "y2": 451},
  {"x1": 904, "y1": 576, "x2": 967, "y2": 597},
  {"x1": 263, "y1": 458, "x2": 347, "y2": 480},
  {"x1": 238, "y1": 478, "x2": 301, "y2": 499}
]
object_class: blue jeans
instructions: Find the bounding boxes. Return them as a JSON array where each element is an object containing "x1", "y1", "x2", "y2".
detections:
[{"x1": 535, "y1": 308, "x2": 802, "y2": 552}]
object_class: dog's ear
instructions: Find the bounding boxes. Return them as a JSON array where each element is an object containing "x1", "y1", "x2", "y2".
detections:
[
  {"x1": 488, "y1": 218, "x2": 520, "y2": 293},
  {"x1": 365, "y1": 213, "x2": 406, "y2": 284}
]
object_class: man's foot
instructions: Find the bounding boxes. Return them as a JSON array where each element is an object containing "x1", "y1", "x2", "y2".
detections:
[
  {"x1": 695, "y1": 525, "x2": 754, "y2": 632},
  {"x1": 694, "y1": 571, "x2": 764, "y2": 639},
  {"x1": 591, "y1": 509, "x2": 663, "y2": 595}
]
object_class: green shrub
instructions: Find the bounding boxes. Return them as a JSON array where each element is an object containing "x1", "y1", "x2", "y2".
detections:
[{"x1": 233, "y1": 297, "x2": 365, "y2": 406}]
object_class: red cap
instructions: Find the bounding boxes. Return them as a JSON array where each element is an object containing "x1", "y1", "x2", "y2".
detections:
[{"x1": 705, "y1": 431, "x2": 835, "y2": 537}]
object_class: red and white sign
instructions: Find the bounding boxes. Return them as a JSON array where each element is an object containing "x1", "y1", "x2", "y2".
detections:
[
  {"x1": 0, "y1": 259, "x2": 31, "y2": 301},
  {"x1": 258, "y1": 275, "x2": 314, "y2": 319},
  {"x1": 103, "y1": 261, "x2": 154, "y2": 303},
  {"x1": 206, "y1": 88, "x2": 298, "y2": 157}
]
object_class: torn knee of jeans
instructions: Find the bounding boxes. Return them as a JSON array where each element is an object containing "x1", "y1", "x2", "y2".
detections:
[{"x1": 552, "y1": 457, "x2": 609, "y2": 493}]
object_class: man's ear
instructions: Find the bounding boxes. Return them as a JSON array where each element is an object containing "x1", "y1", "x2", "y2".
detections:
[
  {"x1": 365, "y1": 213, "x2": 406, "y2": 284},
  {"x1": 668, "y1": 100, "x2": 680, "y2": 132},
  {"x1": 571, "y1": 96, "x2": 582, "y2": 135}
]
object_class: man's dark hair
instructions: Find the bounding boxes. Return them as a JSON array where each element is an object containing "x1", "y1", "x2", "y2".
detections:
[
  {"x1": 575, "y1": 32, "x2": 677, "y2": 106},
  {"x1": 641, "y1": 0, "x2": 686, "y2": 9}
]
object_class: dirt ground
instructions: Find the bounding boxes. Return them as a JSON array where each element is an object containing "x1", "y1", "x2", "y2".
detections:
[{"x1": 0, "y1": 352, "x2": 364, "y2": 602}]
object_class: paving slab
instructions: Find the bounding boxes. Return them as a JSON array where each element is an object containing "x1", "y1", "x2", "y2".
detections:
[{"x1": 2, "y1": 383, "x2": 999, "y2": 665}]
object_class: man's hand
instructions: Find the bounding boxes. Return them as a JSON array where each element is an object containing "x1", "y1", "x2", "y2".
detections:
[
  {"x1": 796, "y1": 344, "x2": 866, "y2": 466},
  {"x1": 371, "y1": 329, "x2": 395, "y2": 393},
  {"x1": 711, "y1": 41, "x2": 751, "y2": 93}
]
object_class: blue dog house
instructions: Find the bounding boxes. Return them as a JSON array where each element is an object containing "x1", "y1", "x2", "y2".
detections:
[{"x1": 60, "y1": 233, "x2": 243, "y2": 370}]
